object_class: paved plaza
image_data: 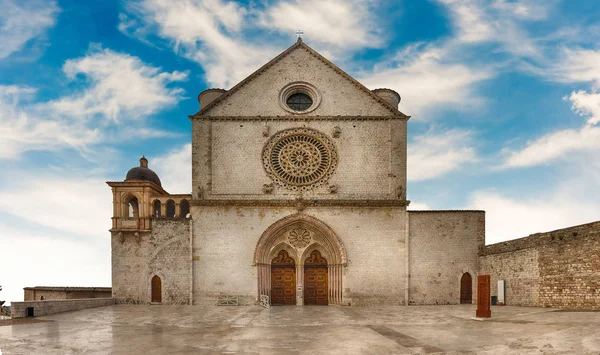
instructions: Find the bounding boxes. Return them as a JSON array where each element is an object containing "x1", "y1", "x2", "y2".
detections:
[{"x1": 0, "y1": 305, "x2": 599, "y2": 354}]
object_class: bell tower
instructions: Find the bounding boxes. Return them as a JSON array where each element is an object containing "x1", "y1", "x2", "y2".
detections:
[{"x1": 106, "y1": 156, "x2": 167, "y2": 233}]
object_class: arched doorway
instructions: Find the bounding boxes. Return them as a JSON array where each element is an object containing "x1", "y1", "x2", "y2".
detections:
[
  {"x1": 151, "y1": 275, "x2": 162, "y2": 303},
  {"x1": 255, "y1": 214, "x2": 347, "y2": 306},
  {"x1": 271, "y1": 250, "x2": 296, "y2": 305},
  {"x1": 304, "y1": 250, "x2": 328, "y2": 305},
  {"x1": 460, "y1": 272, "x2": 472, "y2": 304}
]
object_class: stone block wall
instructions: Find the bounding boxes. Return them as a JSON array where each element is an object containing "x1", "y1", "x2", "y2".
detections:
[
  {"x1": 479, "y1": 249, "x2": 540, "y2": 306},
  {"x1": 191, "y1": 205, "x2": 407, "y2": 306},
  {"x1": 480, "y1": 221, "x2": 600, "y2": 309},
  {"x1": 408, "y1": 211, "x2": 485, "y2": 305},
  {"x1": 11, "y1": 298, "x2": 115, "y2": 318},
  {"x1": 193, "y1": 119, "x2": 406, "y2": 200},
  {"x1": 112, "y1": 219, "x2": 190, "y2": 304}
]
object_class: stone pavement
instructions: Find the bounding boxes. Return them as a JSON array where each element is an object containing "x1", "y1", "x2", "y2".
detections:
[{"x1": 0, "y1": 304, "x2": 599, "y2": 354}]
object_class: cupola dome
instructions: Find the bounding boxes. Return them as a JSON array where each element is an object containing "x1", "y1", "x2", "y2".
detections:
[{"x1": 125, "y1": 156, "x2": 162, "y2": 187}]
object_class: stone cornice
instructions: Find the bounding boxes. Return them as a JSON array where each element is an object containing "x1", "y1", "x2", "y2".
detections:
[
  {"x1": 189, "y1": 115, "x2": 407, "y2": 121},
  {"x1": 191, "y1": 198, "x2": 410, "y2": 208}
]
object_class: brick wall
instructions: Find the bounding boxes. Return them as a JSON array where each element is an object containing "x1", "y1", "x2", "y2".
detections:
[
  {"x1": 11, "y1": 298, "x2": 115, "y2": 318},
  {"x1": 480, "y1": 221, "x2": 600, "y2": 309},
  {"x1": 408, "y1": 211, "x2": 485, "y2": 305}
]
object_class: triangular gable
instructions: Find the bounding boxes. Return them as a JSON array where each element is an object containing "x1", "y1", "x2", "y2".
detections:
[{"x1": 192, "y1": 39, "x2": 409, "y2": 118}]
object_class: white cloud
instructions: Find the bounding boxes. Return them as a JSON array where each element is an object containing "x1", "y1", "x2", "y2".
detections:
[
  {"x1": 502, "y1": 88, "x2": 600, "y2": 169},
  {"x1": 360, "y1": 44, "x2": 493, "y2": 116},
  {"x1": 49, "y1": 47, "x2": 187, "y2": 121},
  {"x1": 407, "y1": 202, "x2": 431, "y2": 210},
  {"x1": 548, "y1": 48, "x2": 600, "y2": 87},
  {"x1": 259, "y1": 0, "x2": 381, "y2": 51},
  {"x1": 0, "y1": 176, "x2": 112, "y2": 238},
  {"x1": 0, "y1": 0, "x2": 59, "y2": 59},
  {"x1": 568, "y1": 90, "x2": 600, "y2": 126},
  {"x1": 437, "y1": 0, "x2": 549, "y2": 57},
  {"x1": 0, "y1": 48, "x2": 187, "y2": 159},
  {"x1": 408, "y1": 129, "x2": 478, "y2": 181},
  {"x1": 120, "y1": 0, "x2": 278, "y2": 88},
  {"x1": 502, "y1": 126, "x2": 600, "y2": 168},
  {"x1": 152, "y1": 143, "x2": 192, "y2": 194},
  {"x1": 469, "y1": 188, "x2": 600, "y2": 245},
  {"x1": 0, "y1": 85, "x2": 99, "y2": 159}
]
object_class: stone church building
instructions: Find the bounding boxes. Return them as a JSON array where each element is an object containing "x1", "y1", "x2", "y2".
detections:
[{"x1": 107, "y1": 39, "x2": 599, "y2": 308}]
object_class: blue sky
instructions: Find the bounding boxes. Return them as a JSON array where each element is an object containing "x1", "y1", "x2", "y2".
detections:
[{"x1": 1, "y1": 0, "x2": 599, "y2": 304}]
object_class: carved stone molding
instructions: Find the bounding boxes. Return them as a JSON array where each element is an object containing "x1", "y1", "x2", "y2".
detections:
[
  {"x1": 191, "y1": 199, "x2": 410, "y2": 208},
  {"x1": 288, "y1": 228, "x2": 312, "y2": 249},
  {"x1": 190, "y1": 115, "x2": 407, "y2": 121}
]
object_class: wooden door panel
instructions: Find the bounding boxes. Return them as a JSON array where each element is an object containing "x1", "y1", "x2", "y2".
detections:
[
  {"x1": 304, "y1": 267, "x2": 328, "y2": 305},
  {"x1": 271, "y1": 267, "x2": 296, "y2": 305}
]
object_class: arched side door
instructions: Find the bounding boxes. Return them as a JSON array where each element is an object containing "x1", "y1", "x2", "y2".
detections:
[
  {"x1": 151, "y1": 275, "x2": 162, "y2": 303},
  {"x1": 460, "y1": 273, "x2": 472, "y2": 304}
]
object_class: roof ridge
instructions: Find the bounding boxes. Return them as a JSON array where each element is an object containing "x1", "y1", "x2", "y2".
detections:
[{"x1": 193, "y1": 40, "x2": 409, "y2": 118}]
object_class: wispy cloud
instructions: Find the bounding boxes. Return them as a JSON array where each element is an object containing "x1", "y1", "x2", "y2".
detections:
[
  {"x1": 152, "y1": 143, "x2": 192, "y2": 194},
  {"x1": 0, "y1": 48, "x2": 187, "y2": 159},
  {"x1": 408, "y1": 128, "x2": 478, "y2": 181},
  {"x1": 0, "y1": 85, "x2": 99, "y2": 159},
  {"x1": 0, "y1": 0, "x2": 60, "y2": 59},
  {"x1": 502, "y1": 125, "x2": 600, "y2": 168},
  {"x1": 360, "y1": 43, "x2": 494, "y2": 116},
  {"x1": 259, "y1": 0, "x2": 381, "y2": 52},
  {"x1": 438, "y1": 0, "x2": 552, "y2": 57},
  {"x1": 119, "y1": 0, "x2": 278, "y2": 88},
  {"x1": 501, "y1": 47, "x2": 600, "y2": 169},
  {"x1": 48, "y1": 47, "x2": 187, "y2": 121}
]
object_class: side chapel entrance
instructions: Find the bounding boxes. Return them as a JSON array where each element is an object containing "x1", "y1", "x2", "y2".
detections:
[
  {"x1": 271, "y1": 250, "x2": 296, "y2": 305},
  {"x1": 304, "y1": 250, "x2": 328, "y2": 305},
  {"x1": 151, "y1": 275, "x2": 162, "y2": 303},
  {"x1": 460, "y1": 272, "x2": 472, "y2": 304}
]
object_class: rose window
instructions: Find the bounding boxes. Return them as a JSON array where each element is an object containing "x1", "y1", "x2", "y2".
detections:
[{"x1": 263, "y1": 128, "x2": 338, "y2": 191}]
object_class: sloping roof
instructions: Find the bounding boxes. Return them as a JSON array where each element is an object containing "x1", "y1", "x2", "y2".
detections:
[{"x1": 192, "y1": 38, "x2": 409, "y2": 118}]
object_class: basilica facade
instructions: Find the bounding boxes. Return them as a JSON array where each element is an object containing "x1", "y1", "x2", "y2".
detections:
[{"x1": 107, "y1": 39, "x2": 485, "y2": 306}]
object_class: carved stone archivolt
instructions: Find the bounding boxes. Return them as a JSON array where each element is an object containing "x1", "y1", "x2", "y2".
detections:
[
  {"x1": 288, "y1": 227, "x2": 312, "y2": 249},
  {"x1": 263, "y1": 128, "x2": 338, "y2": 191}
]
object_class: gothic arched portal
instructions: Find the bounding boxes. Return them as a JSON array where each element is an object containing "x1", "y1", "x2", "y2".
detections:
[{"x1": 255, "y1": 214, "x2": 346, "y2": 305}]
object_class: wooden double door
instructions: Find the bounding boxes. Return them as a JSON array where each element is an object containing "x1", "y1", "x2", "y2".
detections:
[
  {"x1": 304, "y1": 250, "x2": 328, "y2": 305},
  {"x1": 271, "y1": 266, "x2": 296, "y2": 305},
  {"x1": 304, "y1": 266, "x2": 328, "y2": 305},
  {"x1": 271, "y1": 250, "x2": 296, "y2": 305}
]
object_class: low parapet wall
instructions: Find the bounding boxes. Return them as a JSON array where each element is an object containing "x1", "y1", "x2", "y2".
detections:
[{"x1": 11, "y1": 298, "x2": 115, "y2": 318}]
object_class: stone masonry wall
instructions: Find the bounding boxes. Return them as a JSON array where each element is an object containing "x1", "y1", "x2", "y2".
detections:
[
  {"x1": 192, "y1": 206, "x2": 407, "y2": 306},
  {"x1": 479, "y1": 249, "x2": 540, "y2": 306},
  {"x1": 112, "y1": 219, "x2": 190, "y2": 304},
  {"x1": 480, "y1": 221, "x2": 600, "y2": 309},
  {"x1": 408, "y1": 211, "x2": 485, "y2": 305},
  {"x1": 11, "y1": 298, "x2": 115, "y2": 318}
]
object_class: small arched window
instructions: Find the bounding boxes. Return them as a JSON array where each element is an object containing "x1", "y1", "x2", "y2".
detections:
[
  {"x1": 180, "y1": 199, "x2": 190, "y2": 218},
  {"x1": 166, "y1": 200, "x2": 175, "y2": 217},
  {"x1": 124, "y1": 196, "x2": 139, "y2": 218},
  {"x1": 40, "y1": 295, "x2": 45, "y2": 300},
  {"x1": 153, "y1": 200, "x2": 161, "y2": 218}
]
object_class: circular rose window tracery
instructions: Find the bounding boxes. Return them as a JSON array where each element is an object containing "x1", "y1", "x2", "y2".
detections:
[{"x1": 263, "y1": 128, "x2": 338, "y2": 191}]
